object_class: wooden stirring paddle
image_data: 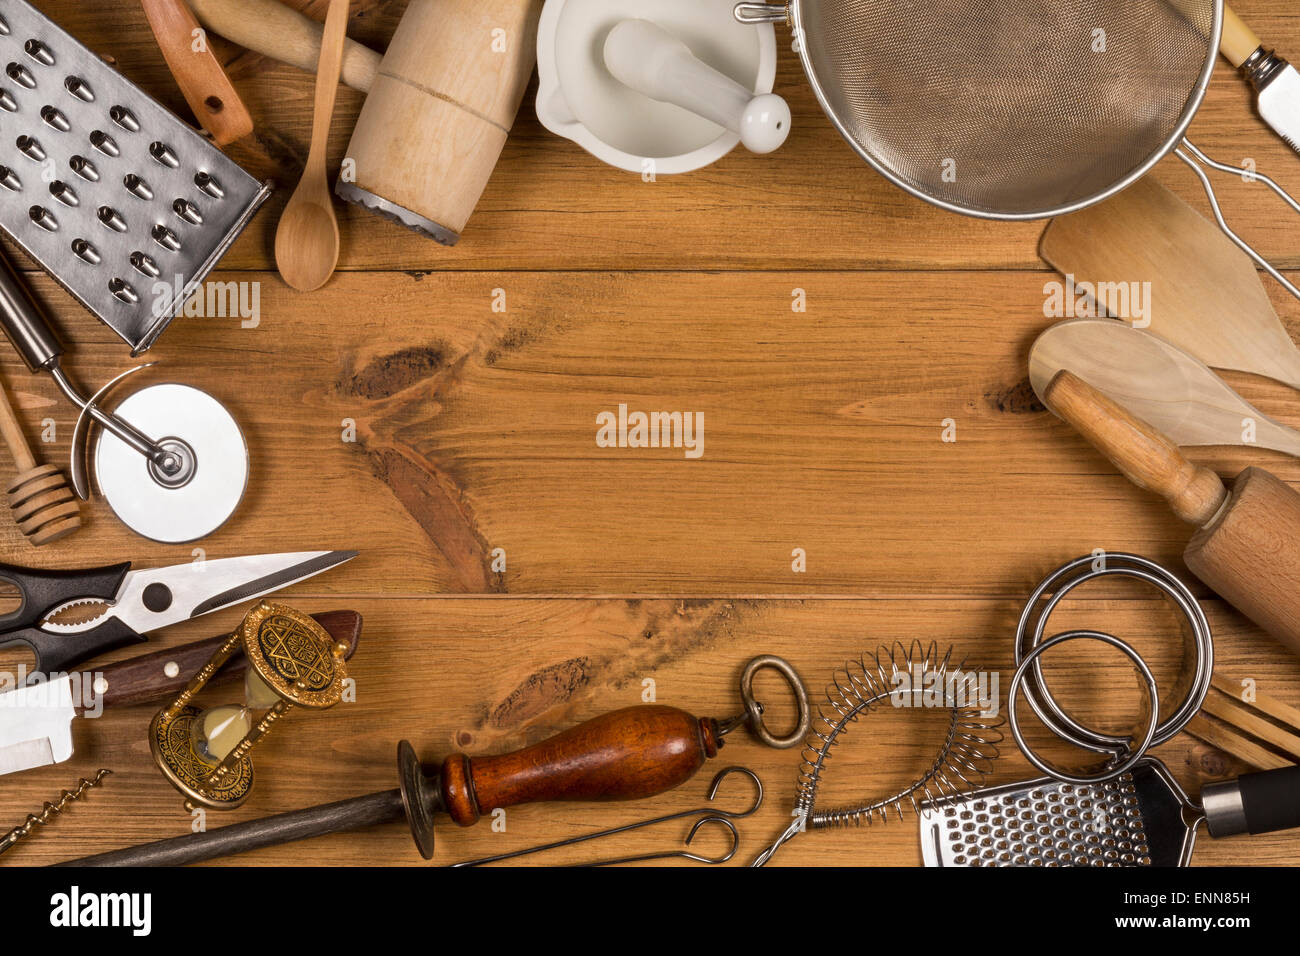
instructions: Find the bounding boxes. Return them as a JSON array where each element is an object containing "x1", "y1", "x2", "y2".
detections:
[
  {"x1": 1040, "y1": 177, "x2": 1300, "y2": 390},
  {"x1": 274, "y1": 0, "x2": 349, "y2": 292}
]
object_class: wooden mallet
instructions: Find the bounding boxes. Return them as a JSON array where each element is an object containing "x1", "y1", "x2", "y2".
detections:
[
  {"x1": 1045, "y1": 370, "x2": 1300, "y2": 657},
  {"x1": 0, "y1": 372, "x2": 79, "y2": 545}
]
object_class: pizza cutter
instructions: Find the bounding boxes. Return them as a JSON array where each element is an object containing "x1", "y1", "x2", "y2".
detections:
[{"x1": 0, "y1": 250, "x2": 247, "y2": 542}]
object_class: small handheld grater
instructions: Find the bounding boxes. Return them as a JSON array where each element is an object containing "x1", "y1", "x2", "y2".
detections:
[
  {"x1": 919, "y1": 753, "x2": 1300, "y2": 867},
  {"x1": 0, "y1": 0, "x2": 270, "y2": 353}
]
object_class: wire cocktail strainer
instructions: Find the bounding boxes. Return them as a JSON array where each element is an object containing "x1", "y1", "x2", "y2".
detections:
[{"x1": 735, "y1": 0, "x2": 1300, "y2": 299}]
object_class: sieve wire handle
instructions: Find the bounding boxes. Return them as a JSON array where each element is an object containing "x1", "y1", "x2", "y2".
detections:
[
  {"x1": 734, "y1": 3, "x2": 790, "y2": 25},
  {"x1": 1175, "y1": 140, "x2": 1300, "y2": 303}
]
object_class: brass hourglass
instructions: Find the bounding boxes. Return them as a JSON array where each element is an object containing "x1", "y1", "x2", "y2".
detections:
[{"x1": 150, "y1": 601, "x2": 349, "y2": 809}]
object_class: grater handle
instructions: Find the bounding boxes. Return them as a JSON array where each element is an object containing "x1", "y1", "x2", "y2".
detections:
[
  {"x1": 1203, "y1": 765, "x2": 1300, "y2": 837},
  {"x1": 0, "y1": 251, "x2": 64, "y2": 373}
]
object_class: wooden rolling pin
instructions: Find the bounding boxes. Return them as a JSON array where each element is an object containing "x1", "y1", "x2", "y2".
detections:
[
  {"x1": 1045, "y1": 370, "x2": 1300, "y2": 656},
  {"x1": 187, "y1": 0, "x2": 380, "y2": 92}
]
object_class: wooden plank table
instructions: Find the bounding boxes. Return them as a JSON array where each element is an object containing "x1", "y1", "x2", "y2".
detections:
[{"x1": 3, "y1": 0, "x2": 1300, "y2": 867}]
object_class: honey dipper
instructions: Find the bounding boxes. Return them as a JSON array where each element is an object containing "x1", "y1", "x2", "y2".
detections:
[{"x1": 0, "y1": 371, "x2": 80, "y2": 545}]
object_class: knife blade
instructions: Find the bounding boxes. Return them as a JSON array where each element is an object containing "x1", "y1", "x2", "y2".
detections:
[{"x1": 0, "y1": 609, "x2": 361, "y2": 778}]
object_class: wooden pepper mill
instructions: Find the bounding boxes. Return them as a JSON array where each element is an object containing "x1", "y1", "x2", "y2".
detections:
[
  {"x1": 334, "y1": 0, "x2": 543, "y2": 245},
  {"x1": 0, "y1": 372, "x2": 79, "y2": 545},
  {"x1": 1045, "y1": 370, "x2": 1300, "y2": 656}
]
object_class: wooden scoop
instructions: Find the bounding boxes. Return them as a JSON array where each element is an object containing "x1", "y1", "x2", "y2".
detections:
[
  {"x1": 1045, "y1": 370, "x2": 1300, "y2": 659},
  {"x1": 274, "y1": 0, "x2": 349, "y2": 292},
  {"x1": 0, "y1": 372, "x2": 79, "y2": 545},
  {"x1": 1029, "y1": 318, "x2": 1300, "y2": 457},
  {"x1": 1040, "y1": 177, "x2": 1300, "y2": 390}
]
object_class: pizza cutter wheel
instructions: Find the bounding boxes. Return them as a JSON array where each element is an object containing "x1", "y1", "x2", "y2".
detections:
[{"x1": 90, "y1": 383, "x2": 248, "y2": 544}]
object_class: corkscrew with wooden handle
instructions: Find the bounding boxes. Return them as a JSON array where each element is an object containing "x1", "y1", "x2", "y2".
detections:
[
  {"x1": 61, "y1": 656, "x2": 808, "y2": 866},
  {"x1": 1045, "y1": 370, "x2": 1300, "y2": 657}
]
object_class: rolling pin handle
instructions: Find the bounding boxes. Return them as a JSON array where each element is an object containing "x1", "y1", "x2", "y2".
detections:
[{"x1": 1044, "y1": 370, "x2": 1229, "y2": 528}]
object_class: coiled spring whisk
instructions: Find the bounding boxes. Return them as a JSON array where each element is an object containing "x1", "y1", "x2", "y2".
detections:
[
  {"x1": 753, "y1": 642, "x2": 1002, "y2": 865},
  {"x1": 0, "y1": 769, "x2": 111, "y2": 858}
]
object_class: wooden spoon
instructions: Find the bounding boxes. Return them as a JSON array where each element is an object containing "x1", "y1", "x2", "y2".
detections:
[
  {"x1": 274, "y1": 0, "x2": 350, "y2": 292},
  {"x1": 1029, "y1": 318, "x2": 1300, "y2": 457},
  {"x1": 1040, "y1": 177, "x2": 1300, "y2": 390}
]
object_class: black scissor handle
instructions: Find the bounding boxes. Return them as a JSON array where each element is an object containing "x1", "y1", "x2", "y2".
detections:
[{"x1": 0, "y1": 562, "x2": 132, "y2": 632}]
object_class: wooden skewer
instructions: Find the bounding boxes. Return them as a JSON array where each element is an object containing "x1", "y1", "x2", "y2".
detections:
[
  {"x1": 0, "y1": 373, "x2": 80, "y2": 545},
  {"x1": 1187, "y1": 674, "x2": 1300, "y2": 770}
]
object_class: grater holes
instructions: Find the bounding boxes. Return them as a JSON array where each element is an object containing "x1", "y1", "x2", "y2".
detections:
[
  {"x1": 64, "y1": 75, "x2": 93, "y2": 102},
  {"x1": 194, "y1": 171, "x2": 224, "y2": 198},
  {"x1": 108, "y1": 278, "x2": 138, "y2": 304},
  {"x1": 6, "y1": 62, "x2": 35, "y2": 89},
  {"x1": 129, "y1": 251, "x2": 160, "y2": 279},
  {"x1": 149, "y1": 141, "x2": 179, "y2": 169},
  {"x1": 173, "y1": 198, "x2": 202, "y2": 225},
  {"x1": 28, "y1": 205, "x2": 56, "y2": 231},
  {"x1": 41, "y1": 105, "x2": 70, "y2": 132},
  {"x1": 89, "y1": 130, "x2": 119, "y2": 157},
  {"x1": 109, "y1": 105, "x2": 139, "y2": 132},
  {"x1": 97, "y1": 205, "x2": 127, "y2": 232},
  {"x1": 69, "y1": 155, "x2": 98, "y2": 182},
  {"x1": 71, "y1": 238, "x2": 100, "y2": 265},
  {"x1": 24, "y1": 39, "x2": 54, "y2": 67},
  {"x1": 151, "y1": 223, "x2": 180, "y2": 252},
  {"x1": 0, "y1": 165, "x2": 19, "y2": 191},
  {"x1": 49, "y1": 180, "x2": 77, "y2": 206},
  {"x1": 0, "y1": 89, "x2": 15, "y2": 112},
  {"x1": 123, "y1": 173, "x2": 153, "y2": 201},
  {"x1": 16, "y1": 135, "x2": 45, "y2": 162}
]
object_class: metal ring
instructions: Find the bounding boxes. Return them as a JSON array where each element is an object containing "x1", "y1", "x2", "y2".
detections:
[
  {"x1": 1008, "y1": 630, "x2": 1159, "y2": 785},
  {"x1": 739, "y1": 654, "x2": 811, "y2": 749},
  {"x1": 1014, "y1": 553, "x2": 1212, "y2": 754}
]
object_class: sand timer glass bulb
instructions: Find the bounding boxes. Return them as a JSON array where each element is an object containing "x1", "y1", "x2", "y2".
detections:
[{"x1": 188, "y1": 667, "x2": 282, "y2": 763}]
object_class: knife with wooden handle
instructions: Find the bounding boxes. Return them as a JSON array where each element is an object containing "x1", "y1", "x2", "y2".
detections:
[
  {"x1": 1221, "y1": 4, "x2": 1300, "y2": 154},
  {"x1": 0, "y1": 609, "x2": 361, "y2": 778},
  {"x1": 140, "y1": 0, "x2": 255, "y2": 145}
]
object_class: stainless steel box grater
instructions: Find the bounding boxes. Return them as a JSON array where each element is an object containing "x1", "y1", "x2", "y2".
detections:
[{"x1": 0, "y1": 0, "x2": 270, "y2": 353}]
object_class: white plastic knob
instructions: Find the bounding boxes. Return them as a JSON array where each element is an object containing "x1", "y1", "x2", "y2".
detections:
[{"x1": 603, "y1": 19, "x2": 790, "y2": 154}]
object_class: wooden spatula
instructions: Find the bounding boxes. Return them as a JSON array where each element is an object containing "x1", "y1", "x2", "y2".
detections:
[{"x1": 1040, "y1": 177, "x2": 1300, "y2": 390}]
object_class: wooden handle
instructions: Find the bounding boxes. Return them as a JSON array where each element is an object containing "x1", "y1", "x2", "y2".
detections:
[
  {"x1": 140, "y1": 0, "x2": 254, "y2": 145},
  {"x1": 305, "y1": 0, "x2": 350, "y2": 180},
  {"x1": 0, "y1": 373, "x2": 35, "y2": 472},
  {"x1": 87, "y1": 609, "x2": 361, "y2": 711},
  {"x1": 188, "y1": 0, "x2": 380, "y2": 92},
  {"x1": 1044, "y1": 370, "x2": 1228, "y2": 527},
  {"x1": 1221, "y1": 5, "x2": 1263, "y2": 68},
  {"x1": 438, "y1": 705, "x2": 720, "y2": 826}
]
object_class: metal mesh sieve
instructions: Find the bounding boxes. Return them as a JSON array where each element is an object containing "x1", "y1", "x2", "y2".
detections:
[{"x1": 737, "y1": 0, "x2": 1221, "y2": 218}]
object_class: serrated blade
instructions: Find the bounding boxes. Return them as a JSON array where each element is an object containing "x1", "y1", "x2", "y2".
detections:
[
  {"x1": 0, "y1": 676, "x2": 76, "y2": 776},
  {"x1": 1257, "y1": 64, "x2": 1300, "y2": 155}
]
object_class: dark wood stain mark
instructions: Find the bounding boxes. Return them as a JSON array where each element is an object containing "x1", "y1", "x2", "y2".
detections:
[
  {"x1": 488, "y1": 657, "x2": 592, "y2": 730},
  {"x1": 366, "y1": 444, "x2": 499, "y2": 592},
  {"x1": 344, "y1": 346, "x2": 447, "y2": 400},
  {"x1": 484, "y1": 326, "x2": 535, "y2": 367},
  {"x1": 986, "y1": 378, "x2": 1045, "y2": 414}
]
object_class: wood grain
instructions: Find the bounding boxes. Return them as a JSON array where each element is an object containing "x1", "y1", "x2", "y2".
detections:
[{"x1": 0, "y1": 0, "x2": 1298, "y2": 867}]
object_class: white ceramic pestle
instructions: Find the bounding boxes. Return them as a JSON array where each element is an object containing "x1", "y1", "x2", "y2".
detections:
[{"x1": 603, "y1": 18, "x2": 790, "y2": 154}]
